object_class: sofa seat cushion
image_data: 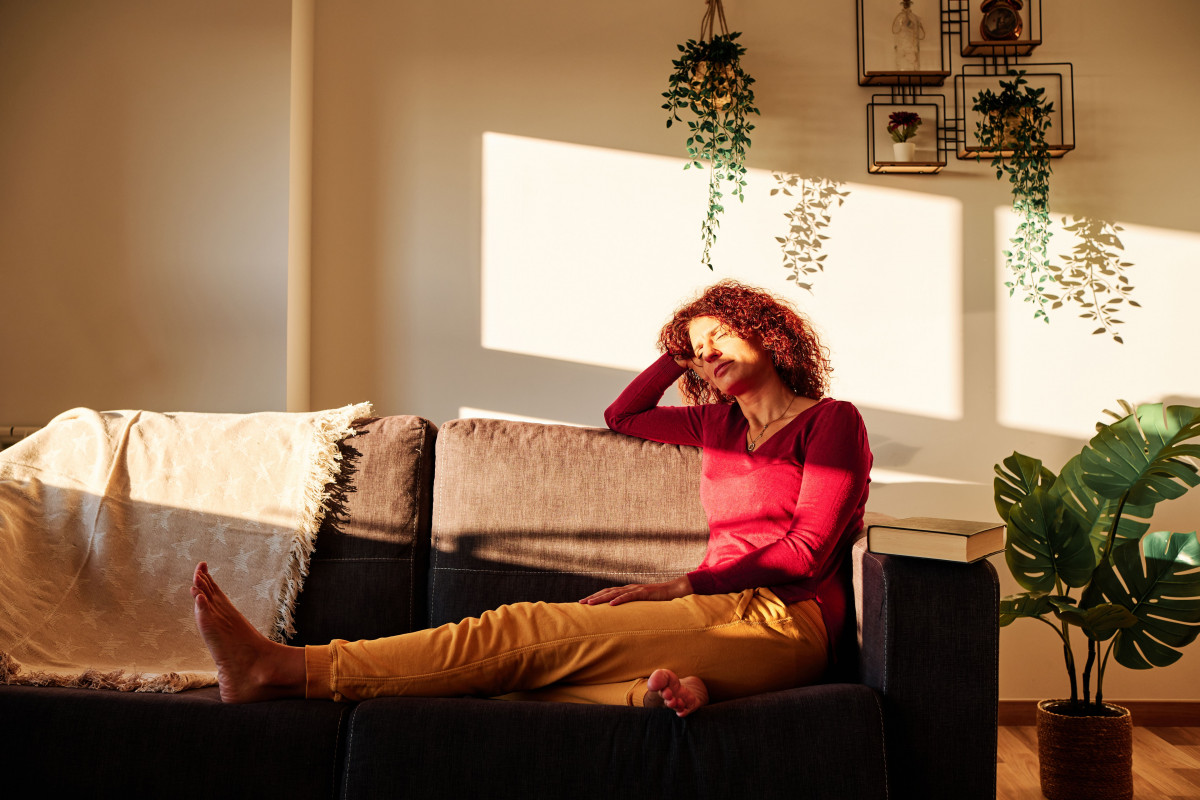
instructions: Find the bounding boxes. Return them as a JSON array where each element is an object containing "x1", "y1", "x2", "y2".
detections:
[
  {"x1": 340, "y1": 682, "x2": 886, "y2": 800},
  {"x1": 0, "y1": 685, "x2": 350, "y2": 800}
]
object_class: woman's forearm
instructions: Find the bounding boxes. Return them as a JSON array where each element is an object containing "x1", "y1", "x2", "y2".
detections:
[
  {"x1": 604, "y1": 354, "x2": 686, "y2": 427},
  {"x1": 604, "y1": 355, "x2": 703, "y2": 446}
]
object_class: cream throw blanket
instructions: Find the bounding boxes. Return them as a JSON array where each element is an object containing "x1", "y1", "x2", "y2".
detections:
[{"x1": 0, "y1": 402, "x2": 372, "y2": 692}]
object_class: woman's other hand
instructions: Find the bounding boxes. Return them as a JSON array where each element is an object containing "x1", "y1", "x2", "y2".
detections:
[{"x1": 579, "y1": 575, "x2": 694, "y2": 606}]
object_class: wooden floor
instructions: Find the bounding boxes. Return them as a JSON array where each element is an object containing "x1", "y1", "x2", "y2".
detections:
[{"x1": 998, "y1": 726, "x2": 1200, "y2": 800}]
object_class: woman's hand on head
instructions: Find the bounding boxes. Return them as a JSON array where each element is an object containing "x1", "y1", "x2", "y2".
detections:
[
  {"x1": 670, "y1": 352, "x2": 696, "y2": 370},
  {"x1": 579, "y1": 575, "x2": 694, "y2": 606}
]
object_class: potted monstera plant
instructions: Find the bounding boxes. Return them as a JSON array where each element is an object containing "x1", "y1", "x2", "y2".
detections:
[
  {"x1": 995, "y1": 402, "x2": 1200, "y2": 800},
  {"x1": 972, "y1": 70, "x2": 1055, "y2": 321},
  {"x1": 662, "y1": 0, "x2": 758, "y2": 270}
]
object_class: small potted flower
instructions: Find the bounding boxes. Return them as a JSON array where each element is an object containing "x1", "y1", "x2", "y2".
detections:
[{"x1": 887, "y1": 110, "x2": 922, "y2": 161}]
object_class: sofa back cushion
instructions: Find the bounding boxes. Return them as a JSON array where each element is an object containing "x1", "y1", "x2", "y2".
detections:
[
  {"x1": 288, "y1": 415, "x2": 437, "y2": 645},
  {"x1": 429, "y1": 419, "x2": 709, "y2": 626}
]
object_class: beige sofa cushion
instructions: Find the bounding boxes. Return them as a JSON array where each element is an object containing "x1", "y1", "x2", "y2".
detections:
[{"x1": 429, "y1": 418, "x2": 709, "y2": 625}]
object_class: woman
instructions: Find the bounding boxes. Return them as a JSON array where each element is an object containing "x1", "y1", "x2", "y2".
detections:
[{"x1": 191, "y1": 280, "x2": 872, "y2": 717}]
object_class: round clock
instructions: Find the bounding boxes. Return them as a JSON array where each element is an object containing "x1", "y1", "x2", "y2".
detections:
[{"x1": 980, "y1": 0, "x2": 1023, "y2": 41}]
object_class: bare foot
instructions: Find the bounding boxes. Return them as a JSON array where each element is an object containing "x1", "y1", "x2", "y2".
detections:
[
  {"x1": 644, "y1": 668, "x2": 709, "y2": 718},
  {"x1": 191, "y1": 562, "x2": 305, "y2": 703}
]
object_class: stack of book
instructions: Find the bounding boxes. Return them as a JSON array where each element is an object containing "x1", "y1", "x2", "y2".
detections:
[{"x1": 867, "y1": 517, "x2": 1004, "y2": 563}]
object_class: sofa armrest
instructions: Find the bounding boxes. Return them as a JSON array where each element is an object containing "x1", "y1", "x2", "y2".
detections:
[{"x1": 854, "y1": 544, "x2": 999, "y2": 800}]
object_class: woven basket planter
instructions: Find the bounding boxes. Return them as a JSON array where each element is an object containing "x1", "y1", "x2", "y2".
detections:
[{"x1": 1037, "y1": 699, "x2": 1133, "y2": 800}]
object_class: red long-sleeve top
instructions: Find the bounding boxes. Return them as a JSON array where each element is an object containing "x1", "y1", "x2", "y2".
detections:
[{"x1": 604, "y1": 354, "x2": 873, "y2": 647}]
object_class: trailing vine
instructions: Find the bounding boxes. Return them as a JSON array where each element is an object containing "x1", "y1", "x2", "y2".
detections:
[
  {"x1": 770, "y1": 173, "x2": 849, "y2": 293},
  {"x1": 662, "y1": 0, "x2": 759, "y2": 270},
  {"x1": 1047, "y1": 216, "x2": 1138, "y2": 343},
  {"x1": 973, "y1": 71, "x2": 1055, "y2": 321}
]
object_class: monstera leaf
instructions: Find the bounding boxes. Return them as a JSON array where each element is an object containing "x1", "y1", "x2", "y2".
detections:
[
  {"x1": 1006, "y1": 487, "x2": 1096, "y2": 592},
  {"x1": 1080, "y1": 404, "x2": 1200, "y2": 506},
  {"x1": 1046, "y1": 596, "x2": 1137, "y2": 641},
  {"x1": 995, "y1": 452, "x2": 1055, "y2": 524},
  {"x1": 1085, "y1": 531, "x2": 1200, "y2": 669},
  {"x1": 1052, "y1": 451, "x2": 1152, "y2": 555},
  {"x1": 999, "y1": 591, "x2": 1056, "y2": 627}
]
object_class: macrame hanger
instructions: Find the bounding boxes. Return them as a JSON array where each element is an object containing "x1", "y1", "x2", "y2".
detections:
[{"x1": 699, "y1": 0, "x2": 730, "y2": 42}]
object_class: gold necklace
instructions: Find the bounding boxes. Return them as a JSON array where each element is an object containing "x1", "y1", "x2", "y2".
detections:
[{"x1": 746, "y1": 395, "x2": 797, "y2": 452}]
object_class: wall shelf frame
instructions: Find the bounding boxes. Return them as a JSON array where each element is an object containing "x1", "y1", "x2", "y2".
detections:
[
  {"x1": 960, "y1": 0, "x2": 1042, "y2": 56},
  {"x1": 954, "y1": 62, "x2": 1075, "y2": 159},
  {"x1": 867, "y1": 94, "x2": 948, "y2": 173},
  {"x1": 856, "y1": 0, "x2": 950, "y2": 86},
  {"x1": 856, "y1": 0, "x2": 1073, "y2": 175}
]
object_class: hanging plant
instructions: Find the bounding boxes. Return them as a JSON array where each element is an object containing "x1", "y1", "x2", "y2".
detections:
[
  {"x1": 663, "y1": 0, "x2": 759, "y2": 270},
  {"x1": 1047, "y1": 216, "x2": 1138, "y2": 344},
  {"x1": 972, "y1": 70, "x2": 1055, "y2": 321},
  {"x1": 770, "y1": 172, "x2": 849, "y2": 293}
]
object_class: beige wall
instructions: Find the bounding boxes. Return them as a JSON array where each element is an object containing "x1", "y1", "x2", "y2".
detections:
[
  {"x1": 305, "y1": 0, "x2": 1200, "y2": 702},
  {"x1": 2, "y1": 1, "x2": 1198, "y2": 702},
  {"x1": 0, "y1": 0, "x2": 291, "y2": 420}
]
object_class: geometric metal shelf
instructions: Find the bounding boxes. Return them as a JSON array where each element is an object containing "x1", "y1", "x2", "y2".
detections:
[
  {"x1": 857, "y1": 0, "x2": 1073, "y2": 175},
  {"x1": 954, "y1": 62, "x2": 1075, "y2": 159},
  {"x1": 857, "y1": 0, "x2": 949, "y2": 86},
  {"x1": 867, "y1": 96, "x2": 947, "y2": 173},
  {"x1": 960, "y1": 0, "x2": 1042, "y2": 56}
]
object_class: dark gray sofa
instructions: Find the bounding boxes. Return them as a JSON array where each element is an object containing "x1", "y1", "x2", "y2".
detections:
[{"x1": 0, "y1": 415, "x2": 999, "y2": 799}]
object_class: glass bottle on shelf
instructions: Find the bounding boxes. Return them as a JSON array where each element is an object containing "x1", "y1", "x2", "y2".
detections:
[{"x1": 892, "y1": 0, "x2": 925, "y2": 71}]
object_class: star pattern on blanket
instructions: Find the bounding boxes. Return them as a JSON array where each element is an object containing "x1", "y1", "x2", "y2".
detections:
[
  {"x1": 154, "y1": 508, "x2": 177, "y2": 533},
  {"x1": 212, "y1": 518, "x2": 233, "y2": 546},
  {"x1": 56, "y1": 637, "x2": 85, "y2": 661},
  {"x1": 98, "y1": 638, "x2": 125, "y2": 661},
  {"x1": 117, "y1": 592, "x2": 149, "y2": 621},
  {"x1": 170, "y1": 537, "x2": 199, "y2": 561},
  {"x1": 138, "y1": 625, "x2": 168, "y2": 650},
  {"x1": 138, "y1": 550, "x2": 168, "y2": 575},
  {"x1": 231, "y1": 549, "x2": 254, "y2": 575}
]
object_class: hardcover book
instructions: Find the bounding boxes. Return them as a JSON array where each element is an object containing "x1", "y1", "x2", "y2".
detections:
[{"x1": 867, "y1": 516, "x2": 1004, "y2": 563}]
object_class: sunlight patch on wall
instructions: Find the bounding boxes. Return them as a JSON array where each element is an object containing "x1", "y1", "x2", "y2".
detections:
[
  {"x1": 997, "y1": 212, "x2": 1200, "y2": 438},
  {"x1": 458, "y1": 406, "x2": 586, "y2": 427},
  {"x1": 481, "y1": 132, "x2": 963, "y2": 420},
  {"x1": 869, "y1": 467, "x2": 980, "y2": 486}
]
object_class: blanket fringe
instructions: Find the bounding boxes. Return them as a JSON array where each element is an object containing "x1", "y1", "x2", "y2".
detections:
[
  {"x1": 1, "y1": 650, "x2": 216, "y2": 693},
  {"x1": 273, "y1": 401, "x2": 374, "y2": 642}
]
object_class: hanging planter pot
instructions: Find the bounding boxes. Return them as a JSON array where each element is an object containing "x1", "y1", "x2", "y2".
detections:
[
  {"x1": 985, "y1": 107, "x2": 1037, "y2": 150},
  {"x1": 662, "y1": 0, "x2": 759, "y2": 270},
  {"x1": 1037, "y1": 700, "x2": 1132, "y2": 800}
]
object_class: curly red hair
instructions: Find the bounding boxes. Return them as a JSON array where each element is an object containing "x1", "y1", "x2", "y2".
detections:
[{"x1": 658, "y1": 280, "x2": 832, "y2": 405}]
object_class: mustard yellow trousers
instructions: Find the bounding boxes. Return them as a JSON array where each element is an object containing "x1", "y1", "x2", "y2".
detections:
[{"x1": 304, "y1": 588, "x2": 828, "y2": 707}]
